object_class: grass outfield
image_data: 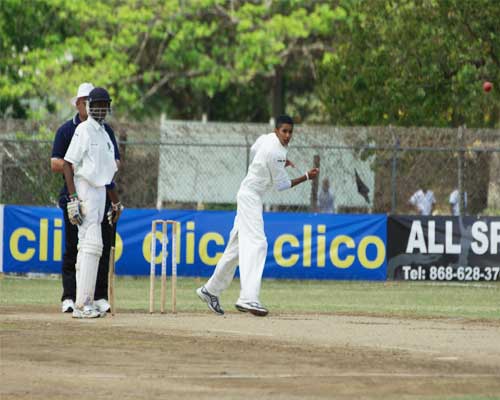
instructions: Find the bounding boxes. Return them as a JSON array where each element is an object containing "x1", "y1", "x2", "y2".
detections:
[{"x1": 1, "y1": 275, "x2": 499, "y2": 320}]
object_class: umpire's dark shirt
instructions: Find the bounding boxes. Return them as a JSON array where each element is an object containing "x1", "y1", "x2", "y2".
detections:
[{"x1": 51, "y1": 113, "x2": 120, "y2": 209}]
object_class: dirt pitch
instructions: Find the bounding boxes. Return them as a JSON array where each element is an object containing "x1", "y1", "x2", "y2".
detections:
[{"x1": 1, "y1": 306, "x2": 500, "y2": 399}]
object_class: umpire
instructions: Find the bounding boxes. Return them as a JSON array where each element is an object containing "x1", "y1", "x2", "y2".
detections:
[{"x1": 51, "y1": 82, "x2": 122, "y2": 314}]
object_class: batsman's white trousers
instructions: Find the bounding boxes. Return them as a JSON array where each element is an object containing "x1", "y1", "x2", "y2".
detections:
[
  {"x1": 205, "y1": 188, "x2": 267, "y2": 303},
  {"x1": 74, "y1": 178, "x2": 105, "y2": 309}
]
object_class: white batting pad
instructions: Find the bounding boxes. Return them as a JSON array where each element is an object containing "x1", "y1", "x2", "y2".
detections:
[
  {"x1": 75, "y1": 223, "x2": 103, "y2": 309},
  {"x1": 79, "y1": 223, "x2": 103, "y2": 256}
]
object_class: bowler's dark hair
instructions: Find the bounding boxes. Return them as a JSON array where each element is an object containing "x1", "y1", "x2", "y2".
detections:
[{"x1": 275, "y1": 115, "x2": 294, "y2": 129}]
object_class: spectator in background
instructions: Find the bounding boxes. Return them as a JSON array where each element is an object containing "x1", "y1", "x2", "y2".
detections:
[
  {"x1": 317, "y1": 177, "x2": 335, "y2": 213},
  {"x1": 409, "y1": 187, "x2": 436, "y2": 216},
  {"x1": 449, "y1": 188, "x2": 467, "y2": 216}
]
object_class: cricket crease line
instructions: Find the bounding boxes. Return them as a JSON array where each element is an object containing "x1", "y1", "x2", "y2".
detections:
[
  {"x1": 147, "y1": 373, "x2": 500, "y2": 380},
  {"x1": 199, "y1": 329, "x2": 275, "y2": 337}
]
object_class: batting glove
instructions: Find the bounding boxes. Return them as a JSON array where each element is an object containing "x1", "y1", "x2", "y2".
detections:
[
  {"x1": 67, "y1": 195, "x2": 83, "y2": 225},
  {"x1": 107, "y1": 202, "x2": 124, "y2": 225}
]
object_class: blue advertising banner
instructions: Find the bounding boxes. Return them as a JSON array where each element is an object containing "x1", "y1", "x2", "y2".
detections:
[{"x1": 1, "y1": 205, "x2": 387, "y2": 280}]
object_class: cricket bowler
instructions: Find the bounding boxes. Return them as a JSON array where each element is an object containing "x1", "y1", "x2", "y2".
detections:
[{"x1": 197, "y1": 115, "x2": 319, "y2": 316}]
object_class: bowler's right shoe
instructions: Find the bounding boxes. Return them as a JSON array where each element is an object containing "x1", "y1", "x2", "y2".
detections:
[
  {"x1": 235, "y1": 300, "x2": 269, "y2": 317},
  {"x1": 196, "y1": 286, "x2": 224, "y2": 315},
  {"x1": 72, "y1": 305, "x2": 102, "y2": 319},
  {"x1": 61, "y1": 299, "x2": 75, "y2": 313}
]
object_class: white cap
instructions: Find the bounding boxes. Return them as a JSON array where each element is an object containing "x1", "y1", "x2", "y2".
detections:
[{"x1": 71, "y1": 82, "x2": 94, "y2": 106}]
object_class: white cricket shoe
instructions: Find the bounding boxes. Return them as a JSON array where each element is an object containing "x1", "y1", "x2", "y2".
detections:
[
  {"x1": 196, "y1": 286, "x2": 224, "y2": 315},
  {"x1": 61, "y1": 299, "x2": 75, "y2": 313},
  {"x1": 235, "y1": 300, "x2": 269, "y2": 317},
  {"x1": 72, "y1": 305, "x2": 102, "y2": 319},
  {"x1": 94, "y1": 299, "x2": 111, "y2": 314}
]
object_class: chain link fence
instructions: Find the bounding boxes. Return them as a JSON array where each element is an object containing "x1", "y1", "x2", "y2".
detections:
[{"x1": 1, "y1": 117, "x2": 499, "y2": 215}]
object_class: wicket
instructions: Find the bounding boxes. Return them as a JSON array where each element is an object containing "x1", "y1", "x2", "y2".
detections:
[{"x1": 149, "y1": 219, "x2": 178, "y2": 314}]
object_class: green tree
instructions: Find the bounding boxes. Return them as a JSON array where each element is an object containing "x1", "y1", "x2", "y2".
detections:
[
  {"x1": 319, "y1": 0, "x2": 500, "y2": 128},
  {"x1": 1, "y1": 0, "x2": 345, "y2": 122}
]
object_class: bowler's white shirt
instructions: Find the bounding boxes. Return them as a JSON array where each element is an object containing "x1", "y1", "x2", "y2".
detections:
[
  {"x1": 239, "y1": 133, "x2": 291, "y2": 197},
  {"x1": 64, "y1": 117, "x2": 117, "y2": 187},
  {"x1": 409, "y1": 189, "x2": 436, "y2": 216}
]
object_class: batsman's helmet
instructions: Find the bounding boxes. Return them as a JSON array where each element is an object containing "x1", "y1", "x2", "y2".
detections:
[
  {"x1": 87, "y1": 87, "x2": 112, "y2": 123},
  {"x1": 88, "y1": 87, "x2": 112, "y2": 104}
]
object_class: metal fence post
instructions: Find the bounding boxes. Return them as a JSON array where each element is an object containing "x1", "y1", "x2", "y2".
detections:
[
  {"x1": 457, "y1": 125, "x2": 465, "y2": 216},
  {"x1": 0, "y1": 143, "x2": 3, "y2": 202},
  {"x1": 245, "y1": 134, "x2": 250, "y2": 172},
  {"x1": 310, "y1": 154, "x2": 320, "y2": 211},
  {"x1": 157, "y1": 113, "x2": 167, "y2": 210},
  {"x1": 0, "y1": 141, "x2": 3, "y2": 201},
  {"x1": 391, "y1": 134, "x2": 399, "y2": 214}
]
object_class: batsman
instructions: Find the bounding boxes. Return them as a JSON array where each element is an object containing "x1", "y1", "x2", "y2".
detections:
[{"x1": 63, "y1": 87, "x2": 121, "y2": 318}]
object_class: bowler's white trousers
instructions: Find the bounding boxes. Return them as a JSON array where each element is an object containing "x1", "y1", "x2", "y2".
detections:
[
  {"x1": 74, "y1": 177, "x2": 106, "y2": 309},
  {"x1": 205, "y1": 188, "x2": 267, "y2": 303}
]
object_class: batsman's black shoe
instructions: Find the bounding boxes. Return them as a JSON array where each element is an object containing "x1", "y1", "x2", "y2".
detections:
[
  {"x1": 235, "y1": 300, "x2": 269, "y2": 317},
  {"x1": 196, "y1": 286, "x2": 224, "y2": 315}
]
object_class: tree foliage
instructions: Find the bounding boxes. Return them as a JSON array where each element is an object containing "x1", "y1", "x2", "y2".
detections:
[
  {"x1": 1, "y1": 0, "x2": 498, "y2": 127},
  {"x1": 320, "y1": 0, "x2": 500, "y2": 128},
  {"x1": 0, "y1": 0, "x2": 343, "y2": 121}
]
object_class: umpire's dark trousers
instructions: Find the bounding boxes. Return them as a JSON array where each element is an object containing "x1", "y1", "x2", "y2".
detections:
[{"x1": 61, "y1": 205, "x2": 112, "y2": 301}]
